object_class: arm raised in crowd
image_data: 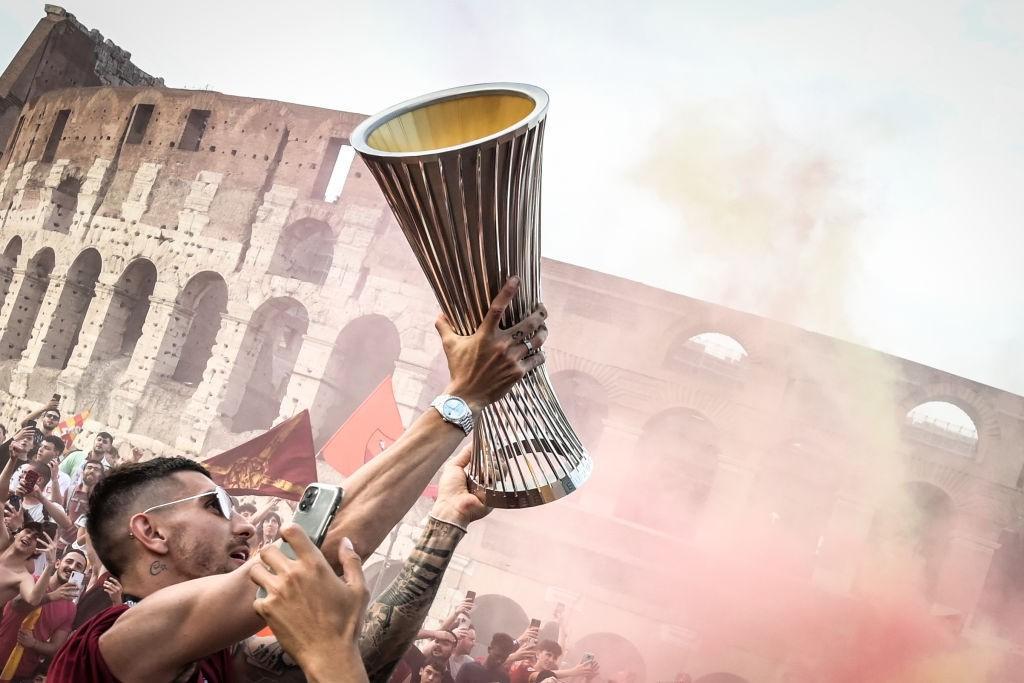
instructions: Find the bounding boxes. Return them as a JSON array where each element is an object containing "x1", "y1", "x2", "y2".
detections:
[
  {"x1": 358, "y1": 447, "x2": 490, "y2": 681},
  {"x1": 100, "y1": 279, "x2": 547, "y2": 682}
]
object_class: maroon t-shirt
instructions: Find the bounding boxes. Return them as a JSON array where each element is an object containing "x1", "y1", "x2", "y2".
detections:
[{"x1": 48, "y1": 604, "x2": 233, "y2": 682}]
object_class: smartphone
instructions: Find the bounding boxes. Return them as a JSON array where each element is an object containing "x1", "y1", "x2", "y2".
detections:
[
  {"x1": 465, "y1": 590, "x2": 476, "y2": 602},
  {"x1": 68, "y1": 570, "x2": 85, "y2": 589},
  {"x1": 581, "y1": 652, "x2": 596, "y2": 664},
  {"x1": 530, "y1": 618, "x2": 541, "y2": 629},
  {"x1": 256, "y1": 483, "x2": 343, "y2": 599},
  {"x1": 51, "y1": 393, "x2": 61, "y2": 402},
  {"x1": 21, "y1": 469, "x2": 39, "y2": 493}
]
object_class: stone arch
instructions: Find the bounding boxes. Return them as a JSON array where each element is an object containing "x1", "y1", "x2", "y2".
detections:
[
  {"x1": 899, "y1": 383, "x2": 999, "y2": 459},
  {"x1": 171, "y1": 271, "x2": 228, "y2": 386},
  {"x1": 363, "y1": 558, "x2": 403, "y2": 603},
  {"x1": 665, "y1": 329, "x2": 749, "y2": 380},
  {"x1": 95, "y1": 258, "x2": 158, "y2": 361},
  {"x1": 615, "y1": 408, "x2": 720, "y2": 536},
  {"x1": 867, "y1": 481, "x2": 955, "y2": 600},
  {"x1": 310, "y1": 315, "x2": 401, "y2": 446},
  {"x1": 748, "y1": 439, "x2": 841, "y2": 556},
  {"x1": 0, "y1": 237, "x2": 23, "y2": 316},
  {"x1": 0, "y1": 247, "x2": 55, "y2": 361},
  {"x1": 550, "y1": 369, "x2": 609, "y2": 450},
  {"x1": 267, "y1": 218, "x2": 334, "y2": 285},
  {"x1": 467, "y1": 594, "x2": 529, "y2": 658},
  {"x1": 565, "y1": 633, "x2": 647, "y2": 682},
  {"x1": 695, "y1": 675, "x2": 751, "y2": 683},
  {"x1": 36, "y1": 248, "x2": 102, "y2": 369},
  {"x1": 904, "y1": 400, "x2": 979, "y2": 458},
  {"x1": 230, "y1": 297, "x2": 309, "y2": 433}
]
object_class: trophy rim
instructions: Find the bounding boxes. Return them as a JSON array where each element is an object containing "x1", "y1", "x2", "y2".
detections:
[{"x1": 350, "y1": 82, "x2": 549, "y2": 161}]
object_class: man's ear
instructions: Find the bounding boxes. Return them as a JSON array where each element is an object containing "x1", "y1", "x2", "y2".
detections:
[{"x1": 127, "y1": 514, "x2": 169, "y2": 556}]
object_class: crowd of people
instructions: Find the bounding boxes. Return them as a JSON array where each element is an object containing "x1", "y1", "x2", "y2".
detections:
[
  {"x1": 0, "y1": 277, "x2": 556, "y2": 682},
  {"x1": 389, "y1": 597, "x2": 601, "y2": 683}
]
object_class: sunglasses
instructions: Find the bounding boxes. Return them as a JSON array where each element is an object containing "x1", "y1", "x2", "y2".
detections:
[{"x1": 140, "y1": 485, "x2": 234, "y2": 520}]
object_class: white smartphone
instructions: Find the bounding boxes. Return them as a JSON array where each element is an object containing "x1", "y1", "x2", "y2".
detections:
[
  {"x1": 256, "y1": 483, "x2": 343, "y2": 599},
  {"x1": 68, "y1": 570, "x2": 85, "y2": 589}
]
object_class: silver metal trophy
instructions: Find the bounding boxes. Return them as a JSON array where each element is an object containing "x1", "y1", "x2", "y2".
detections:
[{"x1": 350, "y1": 83, "x2": 592, "y2": 508}]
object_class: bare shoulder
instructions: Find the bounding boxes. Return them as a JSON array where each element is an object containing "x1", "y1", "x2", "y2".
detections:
[{"x1": 232, "y1": 634, "x2": 306, "y2": 682}]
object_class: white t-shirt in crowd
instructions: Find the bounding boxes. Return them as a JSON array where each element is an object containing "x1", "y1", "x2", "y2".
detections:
[{"x1": 10, "y1": 463, "x2": 71, "y2": 500}]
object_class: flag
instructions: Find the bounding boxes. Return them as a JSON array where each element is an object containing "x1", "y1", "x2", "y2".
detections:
[
  {"x1": 320, "y1": 376, "x2": 404, "y2": 477},
  {"x1": 57, "y1": 409, "x2": 90, "y2": 451},
  {"x1": 203, "y1": 411, "x2": 317, "y2": 501}
]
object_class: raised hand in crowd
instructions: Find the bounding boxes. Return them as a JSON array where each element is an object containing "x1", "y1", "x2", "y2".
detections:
[
  {"x1": 103, "y1": 575, "x2": 123, "y2": 604},
  {"x1": 440, "y1": 597, "x2": 475, "y2": 632},
  {"x1": 249, "y1": 525, "x2": 369, "y2": 683},
  {"x1": 506, "y1": 638, "x2": 538, "y2": 665},
  {"x1": 47, "y1": 579, "x2": 80, "y2": 603}
]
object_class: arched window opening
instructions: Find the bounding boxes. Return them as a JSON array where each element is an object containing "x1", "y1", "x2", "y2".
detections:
[
  {"x1": 172, "y1": 272, "x2": 228, "y2": 386},
  {"x1": 667, "y1": 332, "x2": 748, "y2": 380},
  {"x1": 37, "y1": 248, "x2": 101, "y2": 370},
  {"x1": 565, "y1": 633, "x2": 647, "y2": 683},
  {"x1": 310, "y1": 315, "x2": 401, "y2": 447},
  {"x1": 231, "y1": 298, "x2": 309, "y2": 433},
  {"x1": 0, "y1": 237, "x2": 23, "y2": 316},
  {"x1": 0, "y1": 248, "x2": 54, "y2": 361},
  {"x1": 905, "y1": 401, "x2": 978, "y2": 456},
  {"x1": 466, "y1": 594, "x2": 529, "y2": 658},
  {"x1": 45, "y1": 175, "x2": 80, "y2": 233},
  {"x1": 267, "y1": 219, "x2": 334, "y2": 285},
  {"x1": 867, "y1": 482, "x2": 953, "y2": 600},
  {"x1": 551, "y1": 370, "x2": 609, "y2": 450},
  {"x1": 617, "y1": 409, "x2": 719, "y2": 537},
  {"x1": 748, "y1": 440, "x2": 839, "y2": 561},
  {"x1": 115, "y1": 260, "x2": 158, "y2": 358}
]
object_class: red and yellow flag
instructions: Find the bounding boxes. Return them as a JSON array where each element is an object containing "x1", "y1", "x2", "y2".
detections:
[
  {"x1": 203, "y1": 411, "x2": 317, "y2": 501},
  {"x1": 57, "y1": 409, "x2": 90, "y2": 451}
]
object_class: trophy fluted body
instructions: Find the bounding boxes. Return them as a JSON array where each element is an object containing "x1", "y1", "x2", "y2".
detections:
[{"x1": 350, "y1": 83, "x2": 591, "y2": 508}]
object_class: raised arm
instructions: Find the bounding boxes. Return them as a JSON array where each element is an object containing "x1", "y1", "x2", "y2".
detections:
[
  {"x1": 21, "y1": 397, "x2": 58, "y2": 427},
  {"x1": 21, "y1": 535, "x2": 57, "y2": 607},
  {"x1": 322, "y1": 278, "x2": 546, "y2": 567},
  {"x1": 360, "y1": 448, "x2": 490, "y2": 682}
]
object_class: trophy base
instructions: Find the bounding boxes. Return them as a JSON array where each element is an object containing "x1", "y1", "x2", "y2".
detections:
[{"x1": 468, "y1": 444, "x2": 593, "y2": 509}]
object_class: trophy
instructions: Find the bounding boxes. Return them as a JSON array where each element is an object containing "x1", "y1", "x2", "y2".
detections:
[{"x1": 350, "y1": 83, "x2": 592, "y2": 508}]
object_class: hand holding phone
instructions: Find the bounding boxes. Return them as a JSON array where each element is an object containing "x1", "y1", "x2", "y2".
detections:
[
  {"x1": 256, "y1": 484, "x2": 343, "y2": 599},
  {"x1": 68, "y1": 570, "x2": 85, "y2": 589}
]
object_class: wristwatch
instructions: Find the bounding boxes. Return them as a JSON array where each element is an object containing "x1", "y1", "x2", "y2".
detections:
[{"x1": 431, "y1": 394, "x2": 475, "y2": 435}]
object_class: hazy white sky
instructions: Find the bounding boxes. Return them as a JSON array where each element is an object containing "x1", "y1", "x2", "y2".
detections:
[{"x1": 2, "y1": 0, "x2": 1022, "y2": 395}]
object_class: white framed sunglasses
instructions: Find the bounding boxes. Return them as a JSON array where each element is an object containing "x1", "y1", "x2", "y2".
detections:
[{"x1": 140, "y1": 485, "x2": 234, "y2": 520}]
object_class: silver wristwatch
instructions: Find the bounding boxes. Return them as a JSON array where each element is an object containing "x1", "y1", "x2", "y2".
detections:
[{"x1": 431, "y1": 394, "x2": 475, "y2": 435}]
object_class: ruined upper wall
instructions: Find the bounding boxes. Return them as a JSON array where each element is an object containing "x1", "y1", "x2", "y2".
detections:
[
  {"x1": 1, "y1": 86, "x2": 378, "y2": 242},
  {"x1": 0, "y1": 5, "x2": 161, "y2": 162}
]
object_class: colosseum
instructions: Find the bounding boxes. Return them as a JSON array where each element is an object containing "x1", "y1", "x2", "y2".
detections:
[{"x1": 2, "y1": 6, "x2": 1024, "y2": 681}]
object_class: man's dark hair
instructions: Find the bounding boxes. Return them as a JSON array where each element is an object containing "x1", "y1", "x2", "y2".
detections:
[
  {"x1": 236, "y1": 502, "x2": 257, "y2": 515},
  {"x1": 535, "y1": 672, "x2": 558, "y2": 683},
  {"x1": 87, "y1": 457, "x2": 211, "y2": 577},
  {"x1": 42, "y1": 434, "x2": 65, "y2": 455},
  {"x1": 61, "y1": 546, "x2": 87, "y2": 561},
  {"x1": 490, "y1": 632, "x2": 515, "y2": 650},
  {"x1": 20, "y1": 520, "x2": 43, "y2": 537},
  {"x1": 96, "y1": 431, "x2": 114, "y2": 442},
  {"x1": 537, "y1": 640, "x2": 562, "y2": 657},
  {"x1": 423, "y1": 658, "x2": 446, "y2": 672}
]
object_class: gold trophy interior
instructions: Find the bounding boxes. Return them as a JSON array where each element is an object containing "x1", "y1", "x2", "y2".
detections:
[{"x1": 364, "y1": 93, "x2": 535, "y2": 153}]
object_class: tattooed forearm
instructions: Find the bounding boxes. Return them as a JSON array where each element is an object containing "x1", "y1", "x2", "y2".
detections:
[{"x1": 359, "y1": 517, "x2": 466, "y2": 683}]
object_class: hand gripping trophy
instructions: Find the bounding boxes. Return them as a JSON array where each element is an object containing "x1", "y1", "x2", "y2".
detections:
[{"x1": 351, "y1": 83, "x2": 592, "y2": 508}]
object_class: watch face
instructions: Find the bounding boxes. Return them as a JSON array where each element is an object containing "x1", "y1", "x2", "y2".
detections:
[{"x1": 442, "y1": 397, "x2": 469, "y2": 420}]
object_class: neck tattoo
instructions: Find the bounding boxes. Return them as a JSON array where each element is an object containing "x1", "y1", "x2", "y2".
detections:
[{"x1": 149, "y1": 561, "x2": 167, "y2": 576}]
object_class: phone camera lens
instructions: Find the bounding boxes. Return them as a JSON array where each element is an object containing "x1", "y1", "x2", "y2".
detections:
[{"x1": 299, "y1": 501, "x2": 309, "y2": 511}]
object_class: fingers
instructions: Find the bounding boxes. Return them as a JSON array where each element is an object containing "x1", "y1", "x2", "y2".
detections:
[
  {"x1": 508, "y1": 304, "x2": 547, "y2": 341},
  {"x1": 450, "y1": 445, "x2": 472, "y2": 469},
  {"x1": 336, "y1": 537, "x2": 366, "y2": 593},
  {"x1": 249, "y1": 562, "x2": 281, "y2": 597},
  {"x1": 480, "y1": 277, "x2": 520, "y2": 333},
  {"x1": 278, "y1": 524, "x2": 316, "y2": 559},
  {"x1": 434, "y1": 313, "x2": 456, "y2": 344},
  {"x1": 256, "y1": 544, "x2": 291, "y2": 575},
  {"x1": 519, "y1": 349, "x2": 546, "y2": 375}
]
